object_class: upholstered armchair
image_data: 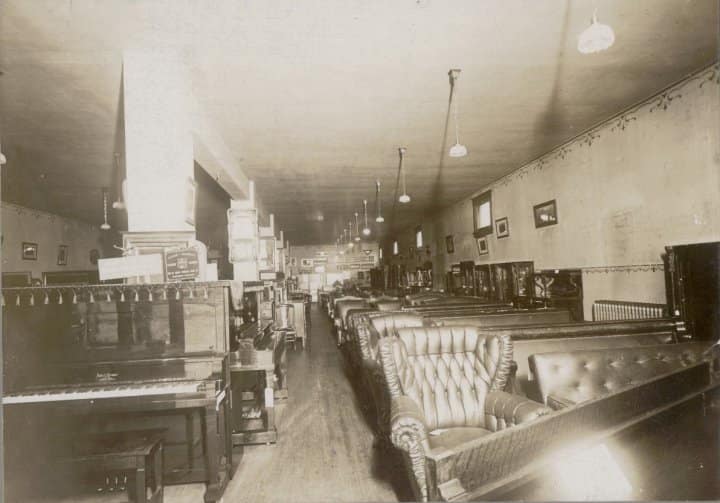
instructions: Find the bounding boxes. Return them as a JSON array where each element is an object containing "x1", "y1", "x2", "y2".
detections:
[
  {"x1": 378, "y1": 326, "x2": 550, "y2": 501},
  {"x1": 354, "y1": 313, "x2": 427, "y2": 443}
]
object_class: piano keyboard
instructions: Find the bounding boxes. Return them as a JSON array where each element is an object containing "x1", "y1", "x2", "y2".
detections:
[{"x1": 2, "y1": 382, "x2": 201, "y2": 404}]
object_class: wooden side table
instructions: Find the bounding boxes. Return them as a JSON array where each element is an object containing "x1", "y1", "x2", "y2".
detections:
[{"x1": 67, "y1": 429, "x2": 165, "y2": 502}]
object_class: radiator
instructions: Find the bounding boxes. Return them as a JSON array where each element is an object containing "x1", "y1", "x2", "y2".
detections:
[{"x1": 592, "y1": 300, "x2": 668, "y2": 321}]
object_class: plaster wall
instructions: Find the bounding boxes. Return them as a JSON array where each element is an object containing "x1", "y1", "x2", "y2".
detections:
[
  {"x1": 1, "y1": 203, "x2": 103, "y2": 280},
  {"x1": 386, "y1": 65, "x2": 720, "y2": 319}
]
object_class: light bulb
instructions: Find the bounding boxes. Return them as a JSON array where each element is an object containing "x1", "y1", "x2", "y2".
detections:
[
  {"x1": 362, "y1": 227, "x2": 371, "y2": 236},
  {"x1": 578, "y1": 10, "x2": 615, "y2": 54},
  {"x1": 449, "y1": 143, "x2": 468, "y2": 158},
  {"x1": 399, "y1": 193, "x2": 411, "y2": 204}
]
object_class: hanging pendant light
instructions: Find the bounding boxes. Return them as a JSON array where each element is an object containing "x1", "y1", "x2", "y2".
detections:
[
  {"x1": 578, "y1": 9, "x2": 615, "y2": 54},
  {"x1": 354, "y1": 212, "x2": 361, "y2": 242},
  {"x1": 347, "y1": 225, "x2": 354, "y2": 249},
  {"x1": 362, "y1": 200, "x2": 371, "y2": 236},
  {"x1": 448, "y1": 69, "x2": 468, "y2": 158},
  {"x1": 398, "y1": 147, "x2": 411, "y2": 204},
  {"x1": 100, "y1": 188, "x2": 111, "y2": 230},
  {"x1": 375, "y1": 180, "x2": 384, "y2": 223}
]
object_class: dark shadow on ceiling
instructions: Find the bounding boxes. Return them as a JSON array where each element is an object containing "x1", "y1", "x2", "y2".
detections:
[{"x1": 529, "y1": 0, "x2": 571, "y2": 160}]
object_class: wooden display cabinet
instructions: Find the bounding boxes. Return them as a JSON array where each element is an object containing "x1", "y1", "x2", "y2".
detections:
[{"x1": 533, "y1": 268, "x2": 583, "y2": 321}]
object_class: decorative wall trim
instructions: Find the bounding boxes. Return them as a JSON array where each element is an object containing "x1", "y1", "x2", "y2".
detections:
[
  {"x1": 581, "y1": 263, "x2": 664, "y2": 274},
  {"x1": 1, "y1": 202, "x2": 99, "y2": 232},
  {"x1": 489, "y1": 62, "x2": 719, "y2": 190}
]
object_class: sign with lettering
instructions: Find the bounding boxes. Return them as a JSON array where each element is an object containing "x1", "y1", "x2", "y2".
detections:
[
  {"x1": 165, "y1": 247, "x2": 200, "y2": 281},
  {"x1": 98, "y1": 254, "x2": 164, "y2": 281}
]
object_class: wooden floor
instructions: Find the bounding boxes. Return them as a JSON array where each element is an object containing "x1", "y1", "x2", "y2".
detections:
[{"x1": 221, "y1": 304, "x2": 407, "y2": 503}]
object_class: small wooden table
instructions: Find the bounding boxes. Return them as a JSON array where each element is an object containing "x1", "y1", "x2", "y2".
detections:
[{"x1": 68, "y1": 429, "x2": 165, "y2": 502}]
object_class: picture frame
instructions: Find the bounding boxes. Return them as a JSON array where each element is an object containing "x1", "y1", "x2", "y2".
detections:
[
  {"x1": 476, "y1": 237, "x2": 489, "y2": 256},
  {"x1": 57, "y1": 245, "x2": 68, "y2": 266},
  {"x1": 22, "y1": 242, "x2": 38, "y2": 260},
  {"x1": 300, "y1": 258, "x2": 313, "y2": 268},
  {"x1": 445, "y1": 235, "x2": 455, "y2": 254},
  {"x1": 185, "y1": 177, "x2": 197, "y2": 226},
  {"x1": 533, "y1": 199, "x2": 558, "y2": 228},
  {"x1": 495, "y1": 217, "x2": 509, "y2": 238}
]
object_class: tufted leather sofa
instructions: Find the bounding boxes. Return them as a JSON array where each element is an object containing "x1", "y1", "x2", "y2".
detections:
[
  {"x1": 333, "y1": 299, "x2": 369, "y2": 346},
  {"x1": 379, "y1": 326, "x2": 550, "y2": 501},
  {"x1": 375, "y1": 299, "x2": 402, "y2": 312},
  {"x1": 529, "y1": 342, "x2": 713, "y2": 409}
]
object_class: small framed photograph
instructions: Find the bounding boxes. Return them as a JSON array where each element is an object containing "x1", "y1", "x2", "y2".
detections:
[
  {"x1": 445, "y1": 235, "x2": 455, "y2": 254},
  {"x1": 476, "y1": 237, "x2": 489, "y2": 256},
  {"x1": 300, "y1": 258, "x2": 313, "y2": 268},
  {"x1": 534, "y1": 199, "x2": 558, "y2": 228},
  {"x1": 57, "y1": 245, "x2": 68, "y2": 266},
  {"x1": 185, "y1": 177, "x2": 197, "y2": 226},
  {"x1": 495, "y1": 217, "x2": 509, "y2": 238},
  {"x1": 22, "y1": 242, "x2": 38, "y2": 260}
]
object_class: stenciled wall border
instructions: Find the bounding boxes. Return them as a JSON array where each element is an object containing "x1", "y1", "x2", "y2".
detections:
[{"x1": 489, "y1": 63, "x2": 720, "y2": 189}]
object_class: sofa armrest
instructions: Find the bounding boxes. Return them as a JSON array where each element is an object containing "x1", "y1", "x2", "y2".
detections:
[
  {"x1": 484, "y1": 390, "x2": 551, "y2": 430},
  {"x1": 390, "y1": 395, "x2": 429, "y2": 449},
  {"x1": 547, "y1": 393, "x2": 576, "y2": 410},
  {"x1": 390, "y1": 395, "x2": 430, "y2": 502}
]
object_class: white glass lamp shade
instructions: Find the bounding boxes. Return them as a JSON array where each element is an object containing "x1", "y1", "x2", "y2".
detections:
[
  {"x1": 449, "y1": 143, "x2": 468, "y2": 158},
  {"x1": 362, "y1": 227, "x2": 371, "y2": 236},
  {"x1": 375, "y1": 215, "x2": 385, "y2": 223},
  {"x1": 578, "y1": 13, "x2": 615, "y2": 54},
  {"x1": 398, "y1": 193, "x2": 411, "y2": 204}
]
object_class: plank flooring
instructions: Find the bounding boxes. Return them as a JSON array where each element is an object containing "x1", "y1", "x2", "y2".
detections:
[{"x1": 222, "y1": 304, "x2": 407, "y2": 503}]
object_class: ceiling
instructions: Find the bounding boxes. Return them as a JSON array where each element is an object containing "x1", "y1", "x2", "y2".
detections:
[{"x1": 1, "y1": 0, "x2": 717, "y2": 245}]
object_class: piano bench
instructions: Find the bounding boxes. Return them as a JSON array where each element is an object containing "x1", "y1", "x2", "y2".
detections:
[{"x1": 66, "y1": 428, "x2": 165, "y2": 503}]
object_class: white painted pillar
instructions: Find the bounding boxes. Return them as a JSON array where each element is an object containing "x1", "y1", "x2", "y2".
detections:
[{"x1": 123, "y1": 49, "x2": 195, "y2": 233}]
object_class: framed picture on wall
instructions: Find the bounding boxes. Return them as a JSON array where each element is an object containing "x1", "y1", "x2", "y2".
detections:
[
  {"x1": 495, "y1": 217, "x2": 509, "y2": 238},
  {"x1": 445, "y1": 235, "x2": 454, "y2": 254},
  {"x1": 22, "y1": 242, "x2": 38, "y2": 260},
  {"x1": 476, "y1": 237, "x2": 489, "y2": 256},
  {"x1": 533, "y1": 199, "x2": 558, "y2": 228},
  {"x1": 57, "y1": 245, "x2": 68, "y2": 266},
  {"x1": 300, "y1": 258, "x2": 313, "y2": 268}
]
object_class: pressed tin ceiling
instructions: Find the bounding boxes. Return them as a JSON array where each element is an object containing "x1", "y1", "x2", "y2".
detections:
[{"x1": 0, "y1": 0, "x2": 717, "y2": 245}]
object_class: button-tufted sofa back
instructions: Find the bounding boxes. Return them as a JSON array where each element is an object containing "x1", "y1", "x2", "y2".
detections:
[
  {"x1": 369, "y1": 312, "x2": 426, "y2": 339},
  {"x1": 380, "y1": 326, "x2": 513, "y2": 431},
  {"x1": 356, "y1": 312, "x2": 426, "y2": 362},
  {"x1": 335, "y1": 299, "x2": 369, "y2": 325},
  {"x1": 375, "y1": 300, "x2": 402, "y2": 312},
  {"x1": 529, "y1": 342, "x2": 711, "y2": 406}
]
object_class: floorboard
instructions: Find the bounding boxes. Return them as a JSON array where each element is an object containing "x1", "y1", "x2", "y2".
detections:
[{"x1": 223, "y1": 304, "x2": 404, "y2": 503}]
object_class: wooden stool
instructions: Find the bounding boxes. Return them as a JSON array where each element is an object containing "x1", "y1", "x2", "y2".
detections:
[{"x1": 68, "y1": 429, "x2": 164, "y2": 502}]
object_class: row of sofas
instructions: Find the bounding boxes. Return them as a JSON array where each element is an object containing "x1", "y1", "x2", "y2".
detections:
[
  {"x1": 322, "y1": 291, "x2": 557, "y2": 500},
  {"x1": 323, "y1": 290, "x2": 716, "y2": 501}
]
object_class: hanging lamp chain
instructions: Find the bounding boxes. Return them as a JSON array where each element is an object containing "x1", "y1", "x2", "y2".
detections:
[
  {"x1": 451, "y1": 69, "x2": 461, "y2": 145},
  {"x1": 399, "y1": 147, "x2": 407, "y2": 194}
]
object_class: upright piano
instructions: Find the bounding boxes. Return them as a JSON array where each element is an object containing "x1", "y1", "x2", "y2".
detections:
[{"x1": 2, "y1": 281, "x2": 237, "y2": 502}]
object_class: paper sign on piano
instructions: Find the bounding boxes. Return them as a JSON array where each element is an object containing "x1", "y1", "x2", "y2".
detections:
[{"x1": 98, "y1": 254, "x2": 163, "y2": 281}]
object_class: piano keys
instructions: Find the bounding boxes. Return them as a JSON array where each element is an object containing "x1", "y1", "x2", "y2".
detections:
[{"x1": 2, "y1": 281, "x2": 238, "y2": 503}]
